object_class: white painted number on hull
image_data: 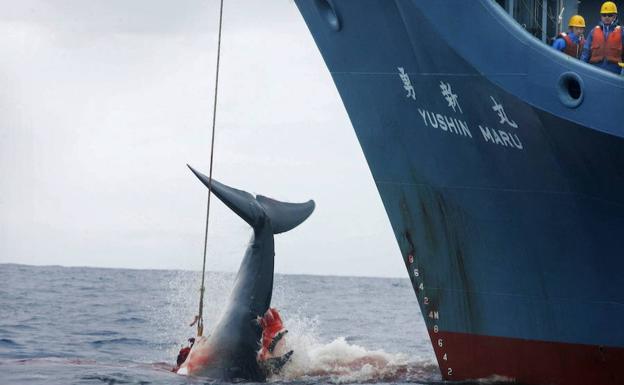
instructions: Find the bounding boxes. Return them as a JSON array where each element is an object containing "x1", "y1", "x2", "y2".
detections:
[{"x1": 406, "y1": 248, "x2": 454, "y2": 379}]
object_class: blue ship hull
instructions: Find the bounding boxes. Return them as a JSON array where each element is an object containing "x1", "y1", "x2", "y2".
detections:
[{"x1": 294, "y1": 1, "x2": 624, "y2": 384}]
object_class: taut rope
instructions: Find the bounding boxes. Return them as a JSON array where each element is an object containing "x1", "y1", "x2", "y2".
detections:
[{"x1": 197, "y1": 0, "x2": 225, "y2": 337}]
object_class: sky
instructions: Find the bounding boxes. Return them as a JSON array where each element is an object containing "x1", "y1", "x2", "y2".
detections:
[{"x1": 0, "y1": 0, "x2": 405, "y2": 278}]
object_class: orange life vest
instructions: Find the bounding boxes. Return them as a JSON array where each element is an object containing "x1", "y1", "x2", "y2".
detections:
[
  {"x1": 590, "y1": 25, "x2": 623, "y2": 63},
  {"x1": 559, "y1": 32, "x2": 585, "y2": 58}
]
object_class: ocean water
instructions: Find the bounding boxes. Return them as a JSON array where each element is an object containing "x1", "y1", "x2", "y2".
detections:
[{"x1": 0, "y1": 263, "x2": 441, "y2": 385}]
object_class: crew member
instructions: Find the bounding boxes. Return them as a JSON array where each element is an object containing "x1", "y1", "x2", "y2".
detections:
[
  {"x1": 173, "y1": 337, "x2": 195, "y2": 372},
  {"x1": 552, "y1": 15, "x2": 586, "y2": 58},
  {"x1": 581, "y1": 1, "x2": 624, "y2": 74}
]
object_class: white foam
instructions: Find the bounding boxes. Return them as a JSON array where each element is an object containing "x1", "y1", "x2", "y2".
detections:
[{"x1": 269, "y1": 315, "x2": 428, "y2": 383}]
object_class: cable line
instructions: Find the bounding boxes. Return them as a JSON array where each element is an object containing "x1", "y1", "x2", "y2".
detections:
[{"x1": 197, "y1": 0, "x2": 225, "y2": 338}]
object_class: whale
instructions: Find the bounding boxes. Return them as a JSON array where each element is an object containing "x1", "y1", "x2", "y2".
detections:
[{"x1": 177, "y1": 165, "x2": 315, "y2": 381}]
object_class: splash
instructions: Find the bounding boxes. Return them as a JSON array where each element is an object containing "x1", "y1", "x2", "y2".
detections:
[
  {"x1": 158, "y1": 273, "x2": 439, "y2": 383},
  {"x1": 271, "y1": 315, "x2": 438, "y2": 384},
  {"x1": 150, "y1": 270, "x2": 235, "y2": 361}
]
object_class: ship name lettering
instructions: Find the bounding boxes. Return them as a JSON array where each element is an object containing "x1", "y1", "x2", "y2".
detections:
[
  {"x1": 478, "y1": 125, "x2": 523, "y2": 150},
  {"x1": 418, "y1": 108, "x2": 472, "y2": 138}
]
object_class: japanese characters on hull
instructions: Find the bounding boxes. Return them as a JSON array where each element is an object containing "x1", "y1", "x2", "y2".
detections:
[{"x1": 397, "y1": 67, "x2": 523, "y2": 151}]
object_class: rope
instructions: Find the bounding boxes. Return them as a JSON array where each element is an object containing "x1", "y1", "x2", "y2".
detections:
[{"x1": 197, "y1": 0, "x2": 225, "y2": 338}]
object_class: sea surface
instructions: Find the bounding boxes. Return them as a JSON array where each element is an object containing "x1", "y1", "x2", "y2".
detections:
[{"x1": 0, "y1": 263, "x2": 443, "y2": 385}]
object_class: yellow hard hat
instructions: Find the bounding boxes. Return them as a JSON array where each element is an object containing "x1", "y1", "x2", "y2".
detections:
[
  {"x1": 568, "y1": 15, "x2": 586, "y2": 27},
  {"x1": 601, "y1": 1, "x2": 618, "y2": 14}
]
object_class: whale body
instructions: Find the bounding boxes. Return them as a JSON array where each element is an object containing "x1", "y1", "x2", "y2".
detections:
[{"x1": 178, "y1": 165, "x2": 314, "y2": 381}]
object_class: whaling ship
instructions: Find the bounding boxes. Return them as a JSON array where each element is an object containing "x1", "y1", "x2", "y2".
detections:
[{"x1": 294, "y1": 1, "x2": 624, "y2": 384}]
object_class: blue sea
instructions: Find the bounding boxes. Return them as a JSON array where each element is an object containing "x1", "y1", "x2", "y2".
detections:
[{"x1": 0, "y1": 264, "x2": 443, "y2": 385}]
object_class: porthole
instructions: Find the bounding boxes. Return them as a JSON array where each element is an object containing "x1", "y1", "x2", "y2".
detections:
[
  {"x1": 557, "y1": 72, "x2": 584, "y2": 108},
  {"x1": 314, "y1": 0, "x2": 341, "y2": 31}
]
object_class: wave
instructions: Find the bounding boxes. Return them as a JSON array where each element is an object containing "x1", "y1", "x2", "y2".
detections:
[
  {"x1": 77, "y1": 330, "x2": 121, "y2": 337},
  {"x1": 4, "y1": 324, "x2": 37, "y2": 331},
  {"x1": 0, "y1": 338, "x2": 21, "y2": 348},
  {"x1": 114, "y1": 317, "x2": 147, "y2": 324},
  {"x1": 91, "y1": 338, "x2": 146, "y2": 347},
  {"x1": 80, "y1": 374, "x2": 134, "y2": 384},
  {"x1": 7, "y1": 357, "x2": 97, "y2": 366},
  {"x1": 263, "y1": 315, "x2": 439, "y2": 384},
  {"x1": 273, "y1": 336, "x2": 438, "y2": 383}
]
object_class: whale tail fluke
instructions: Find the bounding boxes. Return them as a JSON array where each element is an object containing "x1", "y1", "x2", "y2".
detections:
[
  {"x1": 187, "y1": 165, "x2": 260, "y2": 227},
  {"x1": 187, "y1": 165, "x2": 314, "y2": 233},
  {"x1": 256, "y1": 195, "x2": 314, "y2": 234}
]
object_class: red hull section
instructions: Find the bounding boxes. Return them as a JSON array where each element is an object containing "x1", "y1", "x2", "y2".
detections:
[{"x1": 430, "y1": 330, "x2": 624, "y2": 385}]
